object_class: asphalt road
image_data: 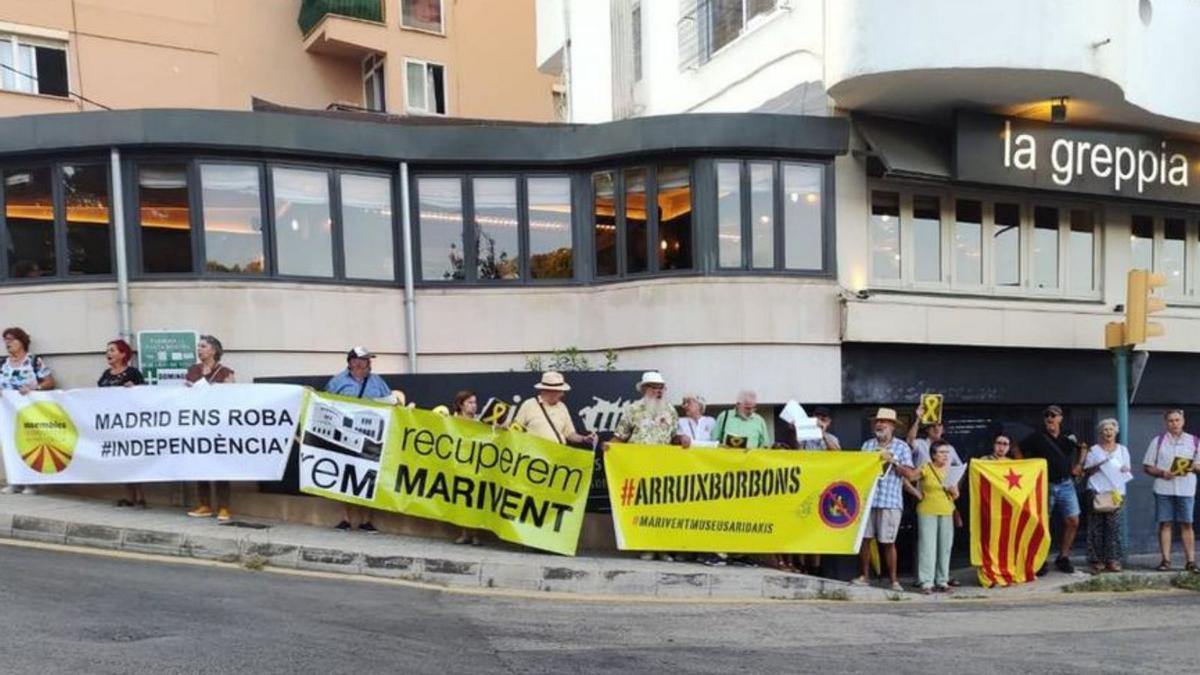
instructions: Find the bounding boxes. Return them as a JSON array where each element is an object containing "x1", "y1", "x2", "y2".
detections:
[{"x1": 1, "y1": 543, "x2": 1197, "y2": 674}]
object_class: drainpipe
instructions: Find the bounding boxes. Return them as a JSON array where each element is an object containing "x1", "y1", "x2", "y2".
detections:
[
  {"x1": 110, "y1": 148, "x2": 132, "y2": 341},
  {"x1": 400, "y1": 161, "x2": 418, "y2": 373}
]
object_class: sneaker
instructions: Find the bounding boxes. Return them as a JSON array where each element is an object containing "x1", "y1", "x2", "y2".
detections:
[
  {"x1": 920, "y1": 586, "x2": 933, "y2": 595},
  {"x1": 850, "y1": 576, "x2": 869, "y2": 586},
  {"x1": 358, "y1": 523, "x2": 378, "y2": 534},
  {"x1": 702, "y1": 555, "x2": 726, "y2": 567},
  {"x1": 216, "y1": 508, "x2": 232, "y2": 522},
  {"x1": 658, "y1": 553, "x2": 674, "y2": 563},
  {"x1": 890, "y1": 581, "x2": 904, "y2": 592},
  {"x1": 187, "y1": 505, "x2": 214, "y2": 518},
  {"x1": 934, "y1": 584, "x2": 951, "y2": 593},
  {"x1": 454, "y1": 532, "x2": 470, "y2": 544},
  {"x1": 1036, "y1": 562, "x2": 1049, "y2": 577},
  {"x1": 639, "y1": 552, "x2": 655, "y2": 561},
  {"x1": 1055, "y1": 556, "x2": 1075, "y2": 574},
  {"x1": 0, "y1": 485, "x2": 17, "y2": 495},
  {"x1": 22, "y1": 486, "x2": 37, "y2": 495},
  {"x1": 335, "y1": 520, "x2": 352, "y2": 532}
]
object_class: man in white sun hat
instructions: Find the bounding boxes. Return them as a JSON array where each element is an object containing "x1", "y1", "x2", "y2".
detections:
[
  {"x1": 612, "y1": 371, "x2": 691, "y2": 449},
  {"x1": 853, "y1": 407, "x2": 917, "y2": 591},
  {"x1": 512, "y1": 371, "x2": 596, "y2": 446}
]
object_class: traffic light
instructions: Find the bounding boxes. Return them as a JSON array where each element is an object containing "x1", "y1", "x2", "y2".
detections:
[{"x1": 1125, "y1": 269, "x2": 1167, "y2": 344}]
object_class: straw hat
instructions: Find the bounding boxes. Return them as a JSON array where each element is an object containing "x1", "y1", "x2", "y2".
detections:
[
  {"x1": 872, "y1": 407, "x2": 900, "y2": 424},
  {"x1": 533, "y1": 371, "x2": 571, "y2": 392}
]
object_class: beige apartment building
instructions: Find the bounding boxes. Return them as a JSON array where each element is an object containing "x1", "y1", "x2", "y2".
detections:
[{"x1": 0, "y1": 0, "x2": 556, "y2": 120}]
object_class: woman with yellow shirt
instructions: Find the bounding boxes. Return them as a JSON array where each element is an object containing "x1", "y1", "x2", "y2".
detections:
[{"x1": 916, "y1": 440, "x2": 960, "y2": 593}]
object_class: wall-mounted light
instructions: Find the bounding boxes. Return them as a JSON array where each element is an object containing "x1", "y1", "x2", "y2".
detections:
[{"x1": 1051, "y1": 96, "x2": 1069, "y2": 124}]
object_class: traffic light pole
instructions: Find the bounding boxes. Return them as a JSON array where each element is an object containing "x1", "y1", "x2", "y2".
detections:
[{"x1": 1113, "y1": 346, "x2": 1130, "y2": 447}]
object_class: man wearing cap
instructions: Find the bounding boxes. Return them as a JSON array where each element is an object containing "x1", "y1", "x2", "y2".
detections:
[
  {"x1": 853, "y1": 407, "x2": 917, "y2": 591},
  {"x1": 512, "y1": 372, "x2": 597, "y2": 446},
  {"x1": 324, "y1": 347, "x2": 390, "y2": 534},
  {"x1": 613, "y1": 372, "x2": 691, "y2": 448},
  {"x1": 1016, "y1": 405, "x2": 1084, "y2": 574},
  {"x1": 799, "y1": 406, "x2": 841, "y2": 450}
]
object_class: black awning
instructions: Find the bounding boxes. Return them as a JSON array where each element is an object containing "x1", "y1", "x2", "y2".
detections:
[{"x1": 854, "y1": 115, "x2": 951, "y2": 181}]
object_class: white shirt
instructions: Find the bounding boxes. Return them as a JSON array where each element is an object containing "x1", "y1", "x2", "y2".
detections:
[
  {"x1": 1084, "y1": 444, "x2": 1132, "y2": 496},
  {"x1": 1141, "y1": 432, "x2": 1199, "y2": 497},
  {"x1": 677, "y1": 416, "x2": 715, "y2": 444},
  {"x1": 912, "y1": 438, "x2": 963, "y2": 468}
]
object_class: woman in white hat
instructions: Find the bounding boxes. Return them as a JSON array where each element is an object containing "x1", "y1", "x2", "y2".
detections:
[{"x1": 511, "y1": 372, "x2": 596, "y2": 446}]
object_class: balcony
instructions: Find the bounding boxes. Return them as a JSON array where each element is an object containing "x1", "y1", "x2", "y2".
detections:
[{"x1": 298, "y1": 0, "x2": 387, "y2": 58}]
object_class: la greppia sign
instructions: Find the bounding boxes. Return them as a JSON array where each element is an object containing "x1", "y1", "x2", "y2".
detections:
[{"x1": 955, "y1": 113, "x2": 1199, "y2": 203}]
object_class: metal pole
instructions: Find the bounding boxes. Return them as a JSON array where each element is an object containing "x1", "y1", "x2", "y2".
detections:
[
  {"x1": 399, "y1": 161, "x2": 418, "y2": 373},
  {"x1": 110, "y1": 148, "x2": 132, "y2": 341},
  {"x1": 1113, "y1": 345, "x2": 1130, "y2": 559}
]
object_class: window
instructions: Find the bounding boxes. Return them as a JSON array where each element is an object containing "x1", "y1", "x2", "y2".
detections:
[
  {"x1": 138, "y1": 164, "x2": 192, "y2": 274},
  {"x1": 1131, "y1": 214, "x2": 1154, "y2": 271},
  {"x1": 593, "y1": 172, "x2": 617, "y2": 277},
  {"x1": 656, "y1": 164, "x2": 693, "y2": 271},
  {"x1": 4, "y1": 167, "x2": 55, "y2": 277},
  {"x1": 870, "y1": 191, "x2": 900, "y2": 281},
  {"x1": 0, "y1": 34, "x2": 68, "y2": 97},
  {"x1": 200, "y1": 164, "x2": 265, "y2": 275},
  {"x1": 912, "y1": 195, "x2": 941, "y2": 282},
  {"x1": 716, "y1": 162, "x2": 741, "y2": 268},
  {"x1": 709, "y1": 0, "x2": 777, "y2": 55},
  {"x1": 416, "y1": 176, "x2": 463, "y2": 280},
  {"x1": 624, "y1": 167, "x2": 648, "y2": 274},
  {"x1": 271, "y1": 167, "x2": 333, "y2": 278},
  {"x1": 527, "y1": 177, "x2": 573, "y2": 280},
  {"x1": 1163, "y1": 218, "x2": 1187, "y2": 297},
  {"x1": 340, "y1": 174, "x2": 395, "y2": 281},
  {"x1": 1032, "y1": 206, "x2": 1059, "y2": 289},
  {"x1": 632, "y1": 2, "x2": 643, "y2": 82},
  {"x1": 1067, "y1": 209, "x2": 1095, "y2": 293},
  {"x1": 955, "y1": 200, "x2": 982, "y2": 285},
  {"x1": 782, "y1": 163, "x2": 821, "y2": 271},
  {"x1": 62, "y1": 164, "x2": 112, "y2": 275},
  {"x1": 405, "y1": 59, "x2": 446, "y2": 115},
  {"x1": 993, "y1": 202, "x2": 1020, "y2": 287},
  {"x1": 749, "y1": 162, "x2": 774, "y2": 268},
  {"x1": 472, "y1": 177, "x2": 520, "y2": 280},
  {"x1": 401, "y1": 0, "x2": 444, "y2": 34},
  {"x1": 1131, "y1": 214, "x2": 1193, "y2": 299},
  {"x1": 716, "y1": 160, "x2": 828, "y2": 274},
  {"x1": 362, "y1": 53, "x2": 386, "y2": 112}
]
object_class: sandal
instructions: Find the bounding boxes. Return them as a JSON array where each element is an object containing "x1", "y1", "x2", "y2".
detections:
[
  {"x1": 1186, "y1": 562, "x2": 1198, "y2": 574},
  {"x1": 1156, "y1": 560, "x2": 1172, "y2": 572},
  {"x1": 1090, "y1": 563, "x2": 1105, "y2": 575},
  {"x1": 1106, "y1": 562, "x2": 1122, "y2": 573}
]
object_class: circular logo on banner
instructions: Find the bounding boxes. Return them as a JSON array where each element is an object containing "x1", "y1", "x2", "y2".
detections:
[
  {"x1": 819, "y1": 482, "x2": 861, "y2": 529},
  {"x1": 14, "y1": 401, "x2": 78, "y2": 475}
]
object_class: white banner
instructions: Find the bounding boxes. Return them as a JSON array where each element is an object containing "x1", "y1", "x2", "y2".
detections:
[{"x1": 0, "y1": 385, "x2": 304, "y2": 484}]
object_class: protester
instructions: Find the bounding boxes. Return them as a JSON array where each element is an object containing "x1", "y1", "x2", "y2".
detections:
[
  {"x1": 453, "y1": 390, "x2": 484, "y2": 546},
  {"x1": 1142, "y1": 409, "x2": 1199, "y2": 572},
  {"x1": 0, "y1": 327, "x2": 56, "y2": 495},
  {"x1": 677, "y1": 394, "x2": 716, "y2": 447},
  {"x1": 1084, "y1": 419, "x2": 1131, "y2": 574},
  {"x1": 511, "y1": 371, "x2": 597, "y2": 446},
  {"x1": 798, "y1": 406, "x2": 841, "y2": 450},
  {"x1": 323, "y1": 347, "x2": 388, "y2": 533},
  {"x1": 1016, "y1": 405, "x2": 1084, "y2": 574},
  {"x1": 907, "y1": 412, "x2": 962, "y2": 467},
  {"x1": 185, "y1": 335, "x2": 235, "y2": 521},
  {"x1": 98, "y1": 339, "x2": 148, "y2": 508},
  {"x1": 710, "y1": 390, "x2": 771, "y2": 449},
  {"x1": 916, "y1": 440, "x2": 959, "y2": 593},
  {"x1": 853, "y1": 407, "x2": 917, "y2": 591},
  {"x1": 981, "y1": 432, "x2": 1013, "y2": 460}
]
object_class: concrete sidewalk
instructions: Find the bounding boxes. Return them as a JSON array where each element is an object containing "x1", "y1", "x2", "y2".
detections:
[{"x1": 0, "y1": 492, "x2": 1186, "y2": 602}]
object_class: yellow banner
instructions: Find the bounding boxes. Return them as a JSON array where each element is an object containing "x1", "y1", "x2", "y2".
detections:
[
  {"x1": 604, "y1": 445, "x2": 881, "y2": 553},
  {"x1": 298, "y1": 391, "x2": 594, "y2": 556}
]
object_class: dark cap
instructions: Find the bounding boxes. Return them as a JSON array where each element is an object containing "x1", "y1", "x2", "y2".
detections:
[
  {"x1": 1043, "y1": 405, "x2": 1063, "y2": 417},
  {"x1": 811, "y1": 406, "x2": 832, "y2": 418}
]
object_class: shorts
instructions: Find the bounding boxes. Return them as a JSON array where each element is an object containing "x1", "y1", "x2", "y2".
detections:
[
  {"x1": 1048, "y1": 479, "x2": 1081, "y2": 519},
  {"x1": 1155, "y1": 494, "x2": 1196, "y2": 524},
  {"x1": 863, "y1": 508, "x2": 902, "y2": 544}
]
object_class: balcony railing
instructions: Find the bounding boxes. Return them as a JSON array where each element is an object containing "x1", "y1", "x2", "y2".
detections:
[{"x1": 298, "y1": 0, "x2": 384, "y2": 35}]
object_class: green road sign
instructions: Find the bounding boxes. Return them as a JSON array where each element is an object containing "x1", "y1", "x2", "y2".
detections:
[{"x1": 136, "y1": 330, "x2": 198, "y2": 386}]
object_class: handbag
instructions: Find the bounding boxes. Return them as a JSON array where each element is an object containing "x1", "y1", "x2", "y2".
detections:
[{"x1": 1091, "y1": 491, "x2": 1121, "y2": 513}]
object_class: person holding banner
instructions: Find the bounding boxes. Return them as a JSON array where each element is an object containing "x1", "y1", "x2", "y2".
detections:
[
  {"x1": 185, "y1": 335, "x2": 236, "y2": 521},
  {"x1": 710, "y1": 390, "x2": 771, "y2": 450},
  {"x1": 981, "y1": 432, "x2": 1014, "y2": 461},
  {"x1": 853, "y1": 408, "x2": 917, "y2": 592},
  {"x1": 916, "y1": 440, "x2": 960, "y2": 593},
  {"x1": 0, "y1": 327, "x2": 56, "y2": 495},
  {"x1": 1084, "y1": 419, "x2": 1131, "y2": 574},
  {"x1": 1142, "y1": 409, "x2": 1199, "y2": 573},
  {"x1": 326, "y1": 347, "x2": 388, "y2": 534},
  {"x1": 677, "y1": 394, "x2": 716, "y2": 447},
  {"x1": 511, "y1": 372, "x2": 596, "y2": 447},
  {"x1": 97, "y1": 339, "x2": 148, "y2": 508},
  {"x1": 453, "y1": 390, "x2": 484, "y2": 546}
]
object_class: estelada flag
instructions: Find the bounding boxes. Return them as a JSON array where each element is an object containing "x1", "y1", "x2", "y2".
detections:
[{"x1": 969, "y1": 458, "x2": 1050, "y2": 588}]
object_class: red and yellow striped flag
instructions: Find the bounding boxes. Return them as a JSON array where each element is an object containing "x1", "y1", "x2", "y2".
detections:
[{"x1": 969, "y1": 459, "x2": 1050, "y2": 588}]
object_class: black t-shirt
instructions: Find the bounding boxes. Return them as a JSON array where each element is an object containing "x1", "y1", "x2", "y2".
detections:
[
  {"x1": 1019, "y1": 429, "x2": 1078, "y2": 483},
  {"x1": 97, "y1": 367, "x2": 146, "y2": 388}
]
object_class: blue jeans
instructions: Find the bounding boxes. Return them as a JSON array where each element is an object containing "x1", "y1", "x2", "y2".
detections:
[
  {"x1": 1048, "y1": 479, "x2": 1081, "y2": 519},
  {"x1": 1155, "y1": 494, "x2": 1196, "y2": 524}
]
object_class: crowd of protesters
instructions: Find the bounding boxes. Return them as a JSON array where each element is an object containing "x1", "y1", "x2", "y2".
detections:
[{"x1": 1, "y1": 331, "x2": 1198, "y2": 585}]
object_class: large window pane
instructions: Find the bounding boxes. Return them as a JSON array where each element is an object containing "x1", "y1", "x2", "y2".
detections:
[
  {"x1": 657, "y1": 164, "x2": 692, "y2": 271},
  {"x1": 716, "y1": 161, "x2": 742, "y2": 269},
  {"x1": 200, "y1": 164, "x2": 264, "y2": 275},
  {"x1": 913, "y1": 195, "x2": 941, "y2": 282},
  {"x1": 750, "y1": 162, "x2": 774, "y2": 269},
  {"x1": 1068, "y1": 209, "x2": 1095, "y2": 292},
  {"x1": 624, "y1": 168, "x2": 648, "y2": 274},
  {"x1": 138, "y1": 165, "x2": 192, "y2": 274},
  {"x1": 870, "y1": 191, "x2": 900, "y2": 280},
  {"x1": 473, "y1": 177, "x2": 520, "y2": 280},
  {"x1": 3, "y1": 167, "x2": 55, "y2": 278},
  {"x1": 341, "y1": 174, "x2": 394, "y2": 281},
  {"x1": 954, "y1": 200, "x2": 982, "y2": 285},
  {"x1": 710, "y1": 0, "x2": 745, "y2": 53},
  {"x1": 405, "y1": 61, "x2": 426, "y2": 111},
  {"x1": 1131, "y1": 214, "x2": 1154, "y2": 271},
  {"x1": 1033, "y1": 206, "x2": 1059, "y2": 289},
  {"x1": 993, "y1": 202, "x2": 1020, "y2": 287},
  {"x1": 1163, "y1": 218, "x2": 1186, "y2": 296},
  {"x1": 62, "y1": 164, "x2": 112, "y2": 275},
  {"x1": 272, "y1": 167, "x2": 332, "y2": 278},
  {"x1": 527, "y1": 177, "x2": 573, "y2": 280},
  {"x1": 783, "y1": 163, "x2": 822, "y2": 270},
  {"x1": 402, "y1": 0, "x2": 443, "y2": 32},
  {"x1": 416, "y1": 177, "x2": 463, "y2": 281},
  {"x1": 593, "y1": 172, "x2": 617, "y2": 277}
]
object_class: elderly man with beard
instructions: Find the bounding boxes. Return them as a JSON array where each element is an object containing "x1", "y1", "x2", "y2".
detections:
[{"x1": 853, "y1": 408, "x2": 917, "y2": 591}]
